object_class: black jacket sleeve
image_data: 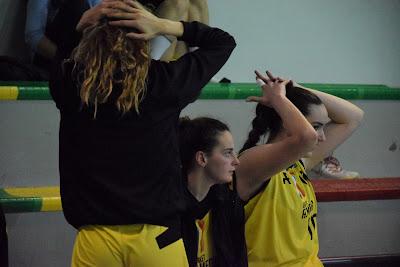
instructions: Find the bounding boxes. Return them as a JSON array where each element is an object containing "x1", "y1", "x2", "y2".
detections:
[{"x1": 147, "y1": 21, "x2": 236, "y2": 108}]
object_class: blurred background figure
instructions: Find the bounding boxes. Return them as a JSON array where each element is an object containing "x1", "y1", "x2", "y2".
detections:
[{"x1": 24, "y1": 0, "x2": 100, "y2": 78}]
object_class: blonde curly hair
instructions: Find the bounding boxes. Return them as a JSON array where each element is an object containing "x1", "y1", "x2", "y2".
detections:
[{"x1": 70, "y1": 20, "x2": 150, "y2": 117}]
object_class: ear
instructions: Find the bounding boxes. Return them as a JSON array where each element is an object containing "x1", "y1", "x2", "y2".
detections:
[{"x1": 195, "y1": 151, "x2": 208, "y2": 168}]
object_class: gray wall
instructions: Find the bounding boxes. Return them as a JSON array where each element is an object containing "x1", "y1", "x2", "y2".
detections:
[
  {"x1": 208, "y1": 0, "x2": 400, "y2": 87},
  {"x1": 1, "y1": 0, "x2": 400, "y2": 266}
]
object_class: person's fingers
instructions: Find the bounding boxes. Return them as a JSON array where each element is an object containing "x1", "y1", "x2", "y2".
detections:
[
  {"x1": 256, "y1": 78, "x2": 266, "y2": 87},
  {"x1": 266, "y1": 79, "x2": 274, "y2": 87},
  {"x1": 126, "y1": 32, "x2": 151, "y2": 40},
  {"x1": 107, "y1": 12, "x2": 138, "y2": 20},
  {"x1": 265, "y1": 70, "x2": 276, "y2": 81},
  {"x1": 101, "y1": 0, "x2": 125, "y2": 9},
  {"x1": 102, "y1": 0, "x2": 121, "y2": 4},
  {"x1": 124, "y1": 0, "x2": 146, "y2": 10},
  {"x1": 109, "y1": 19, "x2": 139, "y2": 28},
  {"x1": 101, "y1": 7, "x2": 115, "y2": 15},
  {"x1": 280, "y1": 79, "x2": 292, "y2": 86},
  {"x1": 91, "y1": 8, "x2": 119, "y2": 21},
  {"x1": 108, "y1": 1, "x2": 137, "y2": 13},
  {"x1": 246, "y1": 96, "x2": 263, "y2": 103},
  {"x1": 76, "y1": 5, "x2": 114, "y2": 31},
  {"x1": 255, "y1": 70, "x2": 269, "y2": 84}
]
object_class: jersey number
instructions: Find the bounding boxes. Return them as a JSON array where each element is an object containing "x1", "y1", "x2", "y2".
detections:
[{"x1": 307, "y1": 213, "x2": 317, "y2": 240}]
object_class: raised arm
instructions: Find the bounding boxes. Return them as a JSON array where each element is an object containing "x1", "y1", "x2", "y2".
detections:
[
  {"x1": 109, "y1": 0, "x2": 236, "y2": 108},
  {"x1": 107, "y1": 1, "x2": 184, "y2": 40},
  {"x1": 296, "y1": 84, "x2": 364, "y2": 171},
  {"x1": 236, "y1": 71, "x2": 318, "y2": 201}
]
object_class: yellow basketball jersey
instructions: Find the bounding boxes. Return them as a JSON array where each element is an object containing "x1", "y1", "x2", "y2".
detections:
[
  {"x1": 244, "y1": 160, "x2": 323, "y2": 267},
  {"x1": 196, "y1": 211, "x2": 213, "y2": 267}
]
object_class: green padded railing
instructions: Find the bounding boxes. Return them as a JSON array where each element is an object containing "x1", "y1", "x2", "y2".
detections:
[
  {"x1": 0, "y1": 81, "x2": 399, "y2": 100},
  {"x1": 201, "y1": 83, "x2": 400, "y2": 100},
  {"x1": 0, "y1": 187, "x2": 61, "y2": 213}
]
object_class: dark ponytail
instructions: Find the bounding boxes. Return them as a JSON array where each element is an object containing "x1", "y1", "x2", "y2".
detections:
[
  {"x1": 240, "y1": 104, "x2": 281, "y2": 153},
  {"x1": 240, "y1": 85, "x2": 322, "y2": 153}
]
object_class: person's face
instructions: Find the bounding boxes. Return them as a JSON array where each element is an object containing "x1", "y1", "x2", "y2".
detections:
[
  {"x1": 303, "y1": 103, "x2": 330, "y2": 157},
  {"x1": 204, "y1": 131, "x2": 240, "y2": 184}
]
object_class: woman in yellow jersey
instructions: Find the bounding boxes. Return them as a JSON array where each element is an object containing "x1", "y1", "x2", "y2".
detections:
[
  {"x1": 178, "y1": 117, "x2": 248, "y2": 267},
  {"x1": 235, "y1": 71, "x2": 364, "y2": 267}
]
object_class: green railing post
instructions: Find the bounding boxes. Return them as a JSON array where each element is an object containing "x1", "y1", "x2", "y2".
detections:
[{"x1": 1, "y1": 81, "x2": 399, "y2": 100}]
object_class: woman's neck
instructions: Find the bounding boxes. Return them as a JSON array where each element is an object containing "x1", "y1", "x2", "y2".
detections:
[{"x1": 187, "y1": 170, "x2": 214, "y2": 202}]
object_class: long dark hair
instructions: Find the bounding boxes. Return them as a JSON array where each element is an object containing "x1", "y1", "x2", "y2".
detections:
[
  {"x1": 179, "y1": 117, "x2": 247, "y2": 267},
  {"x1": 240, "y1": 85, "x2": 322, "y2": 153}
]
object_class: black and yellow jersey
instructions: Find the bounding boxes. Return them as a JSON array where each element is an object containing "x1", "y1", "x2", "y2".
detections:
[
  {"x1": 195, "y1": 211, "x2": 213, "y2": 267},
  {"x1": 182, "y1": 184, "x2": 247, "y2": 267},
  {"x1": 244, "y1": 160, "x2": 322, "y2": 267}
]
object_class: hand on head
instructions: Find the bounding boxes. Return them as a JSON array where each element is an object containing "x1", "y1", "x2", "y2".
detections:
[
  {"x1": 76, "y1": 0, "x2": 123, "y2": 32},
  {"x1": 247, "y1": 70, "x2": 292, "y2": 107},
  {"x1": 77, "y1": 0, "x2": 161, "y2": 40},
  {"x1": 108, "y1": 0, "x2": 163, "y2": 40}
]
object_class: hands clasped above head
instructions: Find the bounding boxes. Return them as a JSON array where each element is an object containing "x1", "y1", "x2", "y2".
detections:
[
  {"x1": 77, "y1": 0, "x2": 164, "y2": 40},
  {"x1": 247, "y1": 70, "x2": 292, "y2": 107}
]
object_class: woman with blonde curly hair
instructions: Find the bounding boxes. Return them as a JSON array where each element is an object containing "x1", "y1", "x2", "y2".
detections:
[{"x1": 49, "y1": 1, "x2": 235, "y2": 266}]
